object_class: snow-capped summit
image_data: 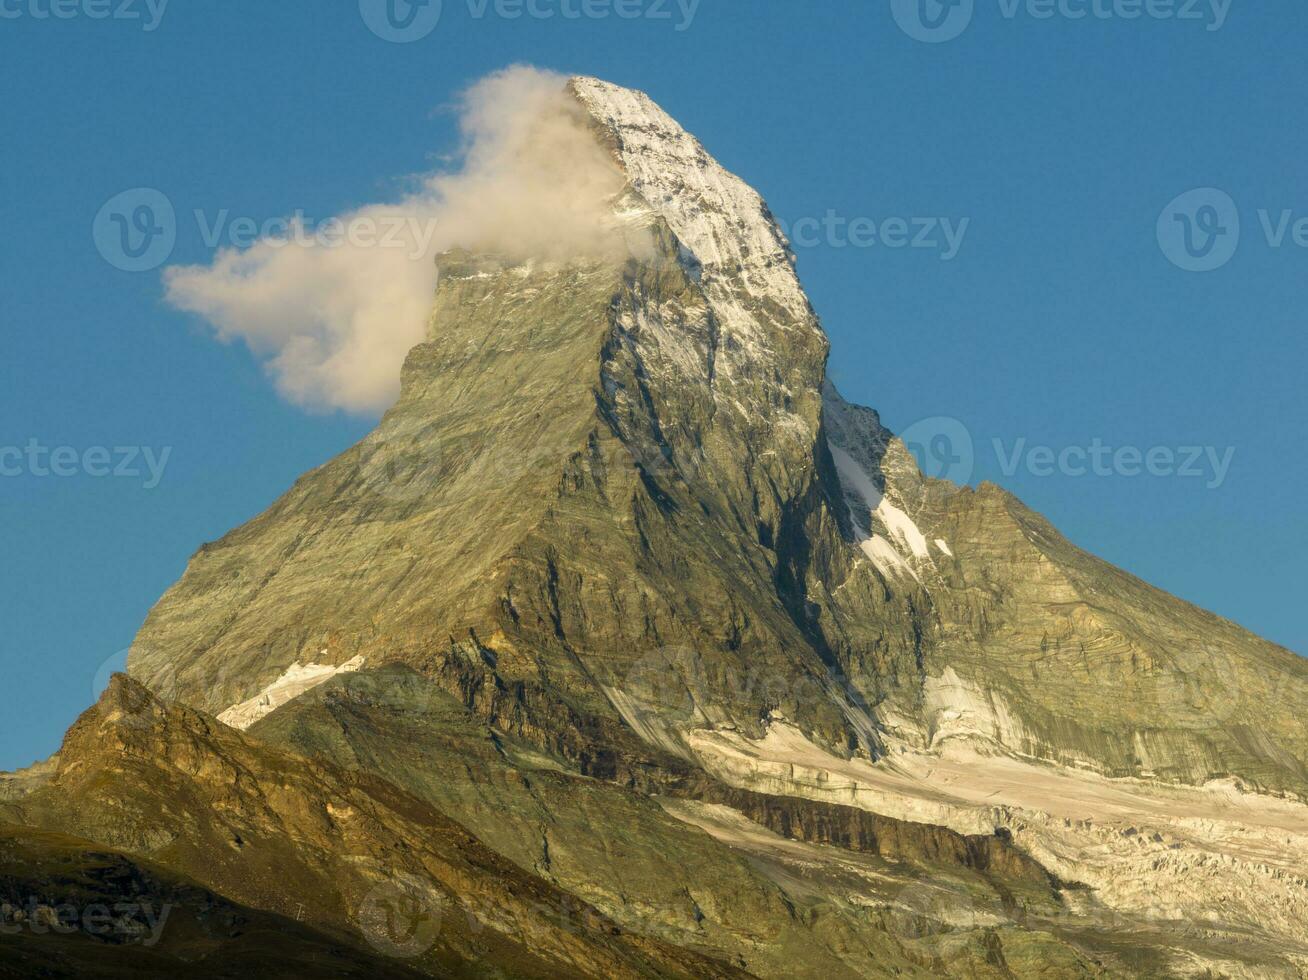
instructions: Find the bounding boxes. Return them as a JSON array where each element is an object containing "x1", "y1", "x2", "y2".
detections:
[{"x1": 571, "y1": 76, "x2": 816, "y2": 353}]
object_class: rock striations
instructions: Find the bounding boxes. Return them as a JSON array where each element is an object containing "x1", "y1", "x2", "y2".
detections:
[{"x1": 4, "y1": 76, "x2": 1306, "y2": 978}]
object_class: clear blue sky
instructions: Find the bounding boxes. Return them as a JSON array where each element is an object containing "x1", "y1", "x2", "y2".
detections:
[{"x1": 2, "y1": 1, "x2": 1304, "y2": 770}]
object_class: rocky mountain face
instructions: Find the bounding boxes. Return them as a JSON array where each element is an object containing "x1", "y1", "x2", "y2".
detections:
[
  {"x1": 4, "y1": 676, "x2": 749, "y2": 979},
  {"x1": 5, "y1": 76, "x2": 1307, "y2": 977},
  {"x1": 0, "y1": 820, "x2": 432, "y2": 979}
]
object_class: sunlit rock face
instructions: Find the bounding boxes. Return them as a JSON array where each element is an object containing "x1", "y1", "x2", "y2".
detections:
[{"x1": 97, "y1": 75, "x2": 1308, "y2": 977}]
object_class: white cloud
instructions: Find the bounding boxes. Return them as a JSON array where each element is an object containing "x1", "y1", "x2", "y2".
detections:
[{"x1": 164, "y1": 66, "x2": 637, "y2": 414}]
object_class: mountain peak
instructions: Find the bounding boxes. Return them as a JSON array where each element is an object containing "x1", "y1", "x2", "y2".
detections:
[{"x1": 569, "y1": 77, "x2": 821, "y2": 359}]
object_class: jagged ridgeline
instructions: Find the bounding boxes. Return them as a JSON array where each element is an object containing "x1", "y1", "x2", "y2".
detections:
[{"x1": 7, "y1": 76, "x2": 1305, "y2": 977}]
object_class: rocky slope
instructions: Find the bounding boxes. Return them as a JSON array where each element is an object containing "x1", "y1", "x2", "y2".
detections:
[
  {"x1": 0, "y1": 822, "x2": 429, "y2": 979},
  {"x1": 3, "y1": 676, "x2": 751, "y2": 979},
  {"x1": 253, "y1": 665, "x2": 1141, "y2": 977},
  {"x1": 3, "y1": 75, "x2": 1305, "y2": 977}
]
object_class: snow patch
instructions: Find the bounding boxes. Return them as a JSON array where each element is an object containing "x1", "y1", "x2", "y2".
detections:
[
  {"x1": 859, "y1": 535, "x2": 920, "y2": 582},
  {"x1": 571, "y1": 76, "x2": 819, "y2": 376},
  {"x1": 934, "y1": 538, "x2": 954, "y2": 557},
  {"x1": 685, "y1": 716, "x2": 1308, "y2": 957},
  {"x1": 218, "y1": 655, "x2": 365, "y2": 730},
  {"x1": 876, "y1": 496, "x2": 931, "y2": 559},
  {"x1": 829, "y1": 441, "x2": 931, "y2": 564},
  {"x1": 601, "y1": 685, "x2": 700, "y2": 762},
  {"x1": 921, "y1": 667, "x2": 1029, "y2": 748}
]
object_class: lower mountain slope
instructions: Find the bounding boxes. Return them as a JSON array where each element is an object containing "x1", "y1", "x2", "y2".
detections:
[
  {"x1": 4, "y1": 669, "x2": 1197, "y2": 978},
  {"x1": 1, "y1": 676, "x2": 750, "y2": 980},
  {"x1": 254, "y1": 666, "x2": 1157, "y2": 978},
  {"x1": 0, "y1": 823, "x2": 429, "y2": 979}
]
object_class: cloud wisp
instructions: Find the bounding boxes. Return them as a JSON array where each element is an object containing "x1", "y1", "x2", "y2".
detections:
[{"x1": 164, "y1": 67, "x2": 634, "y2": 414}]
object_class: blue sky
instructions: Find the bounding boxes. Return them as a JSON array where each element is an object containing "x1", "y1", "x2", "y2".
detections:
[{"x1": 2, "y1": 1, "x2": 1304, "y2": 770}]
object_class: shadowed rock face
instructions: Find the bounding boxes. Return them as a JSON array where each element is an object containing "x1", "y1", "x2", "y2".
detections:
[
  {"x1": 9, "y1": 74, "x2": 1301, "y2": 977},
  {"x1": 0, "y1": 822, "x2": 430, "y2": 979},
  {"x1": 3, "y1": 676, "x2": 750, "y2": 980}
]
